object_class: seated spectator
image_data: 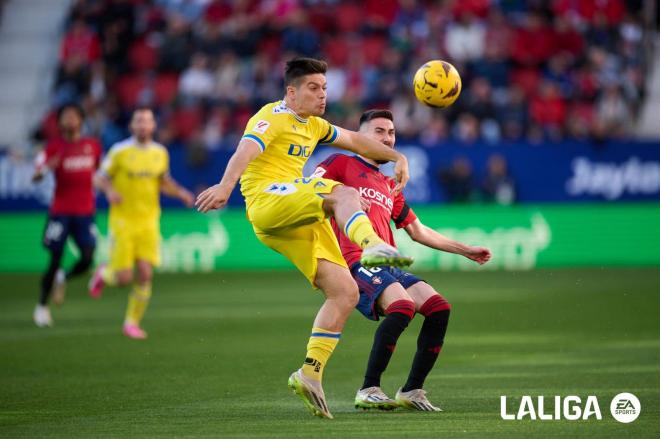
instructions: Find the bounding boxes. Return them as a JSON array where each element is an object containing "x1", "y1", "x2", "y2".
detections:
[
  {"x1": 214, "y1": 52, "x2": 243, "y2": 103},
  {"x1": 543, "y1": 53, "x2": 575, "y2": 99},
  {"x1": 593, "y1": 85, "x2": 631, "y2": 138},
  {"x1": 419, "y1": 114, "x2": 449, "y2": 147},
  {"x1": 60, "y1": 19, "x2": 101, "y2": 64},
  {"x1": 159, "y1": 13, "x2": 193, "y2": 72},
  {"x1": 471, "y1": 44, "x2": 510, "y2": 89},
  {"x1": 481, "y1": 154, "x2": 516, "y2": 205},
  {"x1": 281, "y1": 10, "x2": 320, "y2": 57},
  {"x1": 510, "y1": 13, "x2": 557, "y2": 67},
  {"x1": 453, "y1": 112, "x2": 481, "y2": 144},
  {"x1": 553, "y1": 16, "x2": 584, "y2": 57},
  {"x1": 529, "y1": 80, "x2": 567, "y2": 137},
  {"x1": 445, "y1": 11, "x2": 485, "y2": 62},
  {"x1": 179, "y1": 53, "x2": 215, "y2": 101},
  {"x1": 497, "y1": 86, "x2": 528, "y2": 141},
  {"x1": 391, "y1": 92, "x2": 431, "y2": 139},
  {"x1": 438, "y1": 157, "x2": 478, "y2": 203}
]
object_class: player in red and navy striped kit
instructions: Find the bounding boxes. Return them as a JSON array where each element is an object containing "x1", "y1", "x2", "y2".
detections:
[
  {"x1": 32, "y1": 104, "x2": 102, "y2": 327},
  {"x1": 314, "y1": 109, "x2": 491, "y2": 412}
]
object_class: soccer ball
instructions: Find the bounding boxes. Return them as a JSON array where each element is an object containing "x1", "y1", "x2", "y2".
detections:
[{"x1": 412, "y1": 60, "x2": 462, "y2": 108}]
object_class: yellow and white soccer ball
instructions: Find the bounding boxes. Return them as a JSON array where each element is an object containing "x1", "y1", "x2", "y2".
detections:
[{"x1": 413, "y1": 60, "x2": 462, "y2": 108}]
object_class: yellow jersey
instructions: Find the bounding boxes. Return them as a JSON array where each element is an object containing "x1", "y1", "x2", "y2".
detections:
[
  {"x1": 100, "y1": 137, "x2": 169, "y2": 224},
  {"x1": 239, "y1": 100, "x2": 339, "y2": 206}
]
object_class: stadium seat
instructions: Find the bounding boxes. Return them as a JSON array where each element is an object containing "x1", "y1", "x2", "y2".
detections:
[
  {"x1": 509, "y1": 68, "x2": 541, "y2": 98},
  {"x1": 362, "y1": 36, "x2": 387, "y2": 66},
  {"x1": 154, "y1": 74, "x2": 179, "y2": 106},
  {"x1": 172, "y1": 107, "x2": 203, "y2": 142},
  {"x1": 128, "y1": 39, "x2": 159, "y2": 73},
  {"x1": 335, "y1": 3, "x2": 362, "y2": 33},
  {"x1": 115, "y1": 75, "x2": 149, "y2": 108}
]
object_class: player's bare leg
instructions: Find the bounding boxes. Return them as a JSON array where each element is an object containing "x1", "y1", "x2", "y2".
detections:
[
  {"x1": 396, "y1": 281, "x2": 451, "y2": 412},
  {"x1": 312, "y1": 260, "x2": 359, "y2": 331},
  {"x1": 322, "y1": 185, "x2": 413, "y2": 268},
  {"x1": 288, "y1": 260, "x2": 358, "y2": 419},
  {"x1": 122, "y1": 260, "x2": 152, "y2": 339},
  {"x1": 356, "y1": 283, "x2": 414, "y2": 410},
  {"x1": 52, "y1": 245, "x2": 94, "y2": 306},
  {"x1": 89, "y1": 264, "x2": 133, "y2": 299}
]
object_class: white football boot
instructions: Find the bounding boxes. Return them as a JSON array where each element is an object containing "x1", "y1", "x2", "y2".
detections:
[
  {"x1": 33, "y1": 304, "x2": 53, "y2": 328},
  {"x1": 288, "y1": 369, "x2": 333, "y2": 419},
  {"x1": 355, "y1": 386, "x2": 398, "y2": 411},
  {"x1": 395, "y1": 388, "x2": 442, "y2": 412}
]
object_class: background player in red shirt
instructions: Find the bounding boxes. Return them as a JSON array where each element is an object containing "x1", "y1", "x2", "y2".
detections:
[
  {"x1": 32, "y1": 104, "x2": 102, "y2": 327},
  {"x1": 314, "y1": 109, "x2": 491, "y2": 411}
]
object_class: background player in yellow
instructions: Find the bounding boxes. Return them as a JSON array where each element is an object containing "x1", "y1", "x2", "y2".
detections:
[
  {"x1": 195, "y1": 58, "x2": 413, "y2": 419},
  {"x1": 89, "y1": 107, "x2": 194, "y2": 340}
]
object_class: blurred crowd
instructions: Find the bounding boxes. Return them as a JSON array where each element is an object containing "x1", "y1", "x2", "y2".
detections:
[{"x1": 37, "y1": 0, "x2": 650, "y2": 151}]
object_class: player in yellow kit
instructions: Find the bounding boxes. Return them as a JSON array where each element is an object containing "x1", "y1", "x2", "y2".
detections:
[
  {"x1": 195, "y1": 58, "x2": 413, "y2": 419},
  {"x1": 89, "y1": 107, "x2": 194, "y2": 339}
]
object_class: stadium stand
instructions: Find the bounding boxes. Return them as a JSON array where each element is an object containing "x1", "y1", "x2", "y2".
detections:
[{"x1": 22, "y1": 0, "x2": 649, "y2": 152}]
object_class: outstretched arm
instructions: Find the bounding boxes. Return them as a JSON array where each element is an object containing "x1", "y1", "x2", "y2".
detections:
[
  {"x1": 32, "y1": 150, "x2": 59, "y2": 182},
  {"x1": 404, "y1": 219, "x2": 491, "y2": 264},
  {"x1": 161, "y1": 174, "x2": 194, "y2": 207},
  {"x1": 195, "y1": 138, "x2": 261, "y2": 212},
  {"x1": 332, "y1": 127, "x2": 409, "y2": 194}
]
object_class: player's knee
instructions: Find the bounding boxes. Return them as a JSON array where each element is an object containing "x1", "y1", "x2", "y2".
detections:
[
  {"x1": 337, "y1": 283, "x2": 359, "y2": 312},
  {"x1": 419, "y1": 293, "x2": 451, "y2": 317},
  {"x1": 137, "y1": 271, "x2": 152, "y2": 284},
  {"x1": 116, "y1": 270, "x2": 133, "y2": 285},
  {"x1": 384, "y1": 298, "x2": 416, "y2": 319}
]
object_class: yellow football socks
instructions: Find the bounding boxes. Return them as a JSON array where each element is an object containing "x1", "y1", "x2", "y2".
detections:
[
  {"x1": 344, "y1": 211, "x2": 384, "y2": 249},
  {"x1": 301, "y1": 327, "x2": 341, "y2": 381},
  {"x1": 124, "y1": 283, "x2": 152, "y2": 326},
  {"x1": 101, "y1": 266, "x2": 117, "y2": 286}
]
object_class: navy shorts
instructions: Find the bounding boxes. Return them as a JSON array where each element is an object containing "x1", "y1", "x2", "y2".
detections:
[
  {"x1": 42, "y1": 215, "x2": 97, "y2": 252},
  {"x1": 352, "y1": 263, "x2": 423, "y2": 321}
]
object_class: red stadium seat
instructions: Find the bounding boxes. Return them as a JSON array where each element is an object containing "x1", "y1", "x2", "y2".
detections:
[
  {"x1": 115, "y1": 75, "x2": 148, "y2": 108},
  {"x1": 154, "y1": 74, "x2": 179, "y2": 106},
  {"x1": 335, "y1": 3, "x2": 362, "y2": 33},
  {"x1": 257, "y1": 35, "x2": 282, "y2": 63},
  {"x1": 172, "y1": 107, "x2": 203, "y2": 142},
  {"x1": 509, "y1": 68, "x2": 541, "y2": 98},
  {"x1": 324, "y1": 37, "x2": 349, "y2": 67},
  {"x1": 362, "y1": 36, "x2": 387, "y2": 66},
  {"x1": 128, "y1": 39, "x2": 159, "y2": 72}
]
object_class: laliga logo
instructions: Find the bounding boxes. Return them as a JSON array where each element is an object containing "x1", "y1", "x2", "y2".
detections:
[
  {"x1": 500, "y1": 396, "x2": 602, "y2": 421},
  {"x1": 501, "y1": 393, "x2": 641, "y2": 422}
]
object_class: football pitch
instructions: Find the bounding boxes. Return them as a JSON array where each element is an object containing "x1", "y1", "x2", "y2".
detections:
[{"x1": 1, "y1": 268, "x2": 659, "y2": 438}]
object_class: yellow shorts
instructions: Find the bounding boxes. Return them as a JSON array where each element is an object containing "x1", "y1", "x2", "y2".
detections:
[
  {"x1": 108, "y1": 217, "x2": 160, "y2": 271},
  {"x1": 247, "y1": 177, "x2": 347, "y2": 286}
]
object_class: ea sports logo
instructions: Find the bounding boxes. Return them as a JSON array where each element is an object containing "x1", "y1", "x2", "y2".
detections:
[{"x1": 610, "y1": 393, "x2": 640, "y2": 423}]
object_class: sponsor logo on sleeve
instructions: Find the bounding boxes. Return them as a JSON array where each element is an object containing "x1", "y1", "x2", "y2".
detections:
[{"x1": 253, "y1": 120, "x2": 270, "y2": 134}]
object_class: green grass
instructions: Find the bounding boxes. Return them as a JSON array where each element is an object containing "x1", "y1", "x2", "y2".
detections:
[{"x1": 1, "y1": 268, "x2": 659, "y2": 438}]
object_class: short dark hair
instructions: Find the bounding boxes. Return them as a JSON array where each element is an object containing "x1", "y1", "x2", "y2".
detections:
[
  {"x1": 133, "y1": 106, "x2": 154, "y2": 115},
  {"x1": 359, "y1": 109, "x2": 394, "y2": 127},
  {"x1": 57, "y1": 103, "x2": 85, "y2": 122},
  {"x1": 284, "y1": 57, "x2": 328, "y2": 86}
]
